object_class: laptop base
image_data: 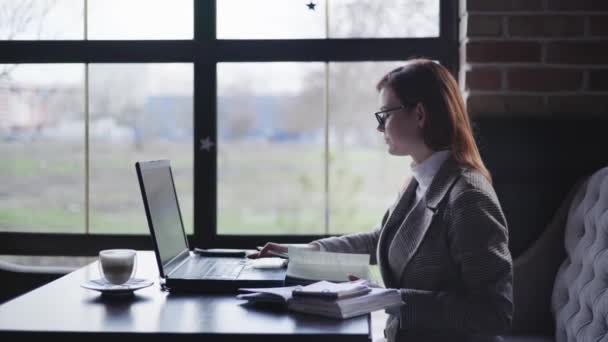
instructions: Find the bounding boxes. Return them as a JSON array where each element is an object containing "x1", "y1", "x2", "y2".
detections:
[{"x1": 165, "y1": 277, "x2": 286, "y2": 293}]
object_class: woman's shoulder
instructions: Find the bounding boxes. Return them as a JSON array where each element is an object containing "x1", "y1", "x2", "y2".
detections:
[
  {"x1": 449, "y1": 167, "x2": 498, "y2": 203},
  {"x1": 444, "y1": 166, "x2": 508, "y2": 230}
]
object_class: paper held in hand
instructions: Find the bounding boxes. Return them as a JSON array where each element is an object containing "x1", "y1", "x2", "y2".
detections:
[{"x1": 286, "y1": 248, "x2": 371, "y2": 284}]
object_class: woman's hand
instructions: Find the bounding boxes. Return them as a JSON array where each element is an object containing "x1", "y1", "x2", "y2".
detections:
[
  {"x1": 347, "y1": 274, "x2": 382, "y2": 288},
  {"x1": 249, "y1": 242, "x2": 321, "y2": 259},
  {"x1": 249, "y1": 242, "x2": 288, "y2": 259},
  {"x1": 349, "y1": 274, "x2": 401, "y2": 315}
]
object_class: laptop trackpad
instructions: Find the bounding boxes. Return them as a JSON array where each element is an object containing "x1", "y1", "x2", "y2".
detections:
[{"x1": 239, "y1": 264, "x2": 286, "y2": 280}]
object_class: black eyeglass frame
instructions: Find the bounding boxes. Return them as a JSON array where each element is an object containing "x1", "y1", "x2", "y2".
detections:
[{"x1": 374, "y1": 103, "x2": 415, "y2": 129}]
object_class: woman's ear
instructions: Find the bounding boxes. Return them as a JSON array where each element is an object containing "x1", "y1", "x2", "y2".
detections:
[{"x1": 415, "y1": 103, "x2": 427, "y2": 129}]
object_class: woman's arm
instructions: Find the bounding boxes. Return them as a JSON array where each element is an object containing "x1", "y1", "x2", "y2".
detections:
[
  {"x1": 255, "y1": 209, "x2": 390, "y2": 261},
  {"x1": 311, "y1": 208, "x2": 390, "y2": 265},
  {"x1": 398, "y1": 189, "x2": 513, "y2": 334}
]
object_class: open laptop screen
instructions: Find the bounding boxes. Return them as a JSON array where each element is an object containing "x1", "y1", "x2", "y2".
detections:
[{"x1": 136, "y1": 160, "x2": 189, "y2": 267}]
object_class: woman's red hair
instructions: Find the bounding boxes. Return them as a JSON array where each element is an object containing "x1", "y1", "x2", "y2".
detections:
[{"x1": 377, "y1": 58, "x2": 492, "y2": 183}]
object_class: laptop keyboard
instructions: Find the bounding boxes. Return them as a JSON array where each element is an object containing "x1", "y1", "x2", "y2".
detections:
[{"x1": 192, "y1": 258, "x2": 246, "y2": 280}]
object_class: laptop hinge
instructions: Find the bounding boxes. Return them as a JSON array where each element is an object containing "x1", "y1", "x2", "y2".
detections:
[{"x1": 164, "y1": 249, "x2": 193, "y2": 278}]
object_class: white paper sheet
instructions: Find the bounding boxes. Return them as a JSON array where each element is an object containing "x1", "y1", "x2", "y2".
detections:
[{"x1": 287, "y1": 248, "x2": 370, "y2": 282}]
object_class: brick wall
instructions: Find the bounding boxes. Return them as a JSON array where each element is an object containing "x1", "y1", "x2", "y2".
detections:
[{"x1": 460, "y1": 0, "x2": 608, "y2": 116}]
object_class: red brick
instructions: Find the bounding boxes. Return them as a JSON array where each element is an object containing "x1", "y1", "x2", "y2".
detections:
[
  {"x1": 546, "y1": 41, "x2": 608, "y2": 64},
  {"x1": 466, "y1": 68, "x2": 502, "y2": 90},
  {"x1": 466, "y1": 94, "x2": 545, "y2": 116},
  {"x1": 547, "y1": 0, "x2": 608, "y2": 11},
  {"x1": 466, "y1": 0, "x2": 543, "y2": 12},
  {"x1": 508, "y1": 15, "x2": 585, "y2": 37},
  {"x1": 547, "y1": 95, "x2": 608, "y2": 115},
  {"x1": 508, "y1": 68, "x2": 583, "y2": 91},
  {"x1": 590, "y1": 16, "x2": 608, "y2": 36},
  {"x1": 467, "y1": 15, "x2": 503, "y2": 37},
  {"x1": 466, "y1": 41, "x2": 541, "y2": 63},
  {"x1": 588, "y1": 70, "x2": 608, "y2": 90}
]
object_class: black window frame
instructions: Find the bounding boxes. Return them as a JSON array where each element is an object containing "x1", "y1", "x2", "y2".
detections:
[{"x1": 0, "y1": 0, "x2": 458, "y2": 256}]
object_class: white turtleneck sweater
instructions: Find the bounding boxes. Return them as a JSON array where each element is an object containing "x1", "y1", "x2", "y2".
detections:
[{"x1": 410, "y1": 150, "x2": 452, "y2": 204}]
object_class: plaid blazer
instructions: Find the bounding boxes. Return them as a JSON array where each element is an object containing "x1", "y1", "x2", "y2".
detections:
[{"x1": 314, "y1": 156, "x2": 513, "y2": 342}]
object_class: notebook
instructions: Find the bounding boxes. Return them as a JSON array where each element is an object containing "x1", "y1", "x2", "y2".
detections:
[{"x1": 135, "y1": 160, "x2": 286, "y2": 293}]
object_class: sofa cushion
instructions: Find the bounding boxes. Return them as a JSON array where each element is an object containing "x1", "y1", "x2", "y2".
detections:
[{"x1": 551, "y1": 167, "x2": 608, "y2": 342}]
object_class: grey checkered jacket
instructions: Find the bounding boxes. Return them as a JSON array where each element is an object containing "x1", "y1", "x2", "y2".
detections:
[{"x1": 314, "y1": 156, "x2": 513, "y2": 342}]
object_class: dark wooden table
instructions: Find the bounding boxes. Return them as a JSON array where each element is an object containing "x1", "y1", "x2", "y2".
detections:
[{"x1": 0, "y1": 251, "x2": 370, "y2": 341}]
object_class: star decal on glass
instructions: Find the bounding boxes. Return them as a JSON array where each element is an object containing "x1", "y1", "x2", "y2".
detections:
[
  {"x1": 199, "y1": 137, "x2": 215, "y2": 152},
  {"x1": 306, "y1": 1, "x2": 316, "y2": 10}
]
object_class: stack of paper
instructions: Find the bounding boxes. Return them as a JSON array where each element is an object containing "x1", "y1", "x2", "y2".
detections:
[
  {"x1": 292, "y1": 280, "x2": 371, "y2": 299},
  {"x1": 237, "y1": 280, "x2": 403, "y2": 319},
  {"x1": 237, "y1": 285, "x2": 298, "y2": 304}
]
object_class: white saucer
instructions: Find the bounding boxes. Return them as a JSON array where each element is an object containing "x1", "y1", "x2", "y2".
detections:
[{"x1": 81, "y1": 278, "x2": 154, "y2": 295}]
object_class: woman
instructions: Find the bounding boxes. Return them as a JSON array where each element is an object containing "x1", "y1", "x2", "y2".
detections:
[{"x1": 257, "y1": 59, "x2": 513, "y2": 342}]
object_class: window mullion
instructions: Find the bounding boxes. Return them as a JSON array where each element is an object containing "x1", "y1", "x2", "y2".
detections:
[
  {"x1": 84, "y1": 63, "x2": 90, "y2": 235},
  {"x1": 193, "y1": 0, "x2": 216, "y2": 247},
  {"x1": 84, "y1": 0, "x2": 89, "y2": 235},
  {"x1": 324, "y1": 62, "x2": 330, "y2": 235},
  {"x1": 323, "y1": 0, "x2": 330, "y2": 236}
]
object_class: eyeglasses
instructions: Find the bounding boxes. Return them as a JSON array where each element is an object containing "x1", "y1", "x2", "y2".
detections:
[{"x1": 374, "y1": 105, "x2": 406, "y2": 130}]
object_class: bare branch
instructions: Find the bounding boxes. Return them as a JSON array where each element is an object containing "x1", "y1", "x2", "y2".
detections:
[
  {"x1": 0, "y1": 65, "x2": 18, "y2": 81},
  {"x1": 0, "y1": 1, "x2": 58, "y2": 79},
  {"x1": 1, "y1": 0, "x2": 57, "y2": 40},
  {"x1": 37, "y1": 0, "x2": 58, "y2": 38}
]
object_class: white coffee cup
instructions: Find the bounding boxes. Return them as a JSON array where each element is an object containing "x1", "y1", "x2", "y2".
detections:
[{"x1": 98, "y1": 249, "x2": 137, "y2": 285}]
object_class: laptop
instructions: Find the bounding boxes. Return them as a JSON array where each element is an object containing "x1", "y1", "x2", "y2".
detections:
[{"x1": 135, "y1": 160, "x2": 286, "y2": 293}]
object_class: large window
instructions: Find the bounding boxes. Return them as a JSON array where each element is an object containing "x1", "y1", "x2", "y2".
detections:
[{"x1": 0, "y1": 1, "x2": 457, "y2": 255}]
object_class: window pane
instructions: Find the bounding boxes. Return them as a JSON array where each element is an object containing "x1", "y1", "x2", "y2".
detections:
[
  {"x1": 217, "y1": 62, "x2": 325, "y2": 235},
  {"x1": 217, "y1": 0, "x2": 439, "y2": 39},
  {"x1": 88, "y1": 0, "x2": 192, "y2": 40},
  {"x1": 328, "y1": 62, "x2": 412, "y2": 235},
  {"x1": 89, "y1": 63, "x2": 193, "y2": 235},
  {"x1": 217, "y1": 0, "x2": 327, "y2": 39},
  {"x1": 0, "y1": 64, "x2": 85, "y2": 233},
  {"x1": 0, "y1": 0, "x2": 83, "y2": 40},
  {"x1": 329, "y1": 0, "x2": 439, "y2": 38}
]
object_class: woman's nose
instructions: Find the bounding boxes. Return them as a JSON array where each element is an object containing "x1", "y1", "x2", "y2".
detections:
[{"x1": 377, "y1": 125, "x2": 384, "y2": 133}]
